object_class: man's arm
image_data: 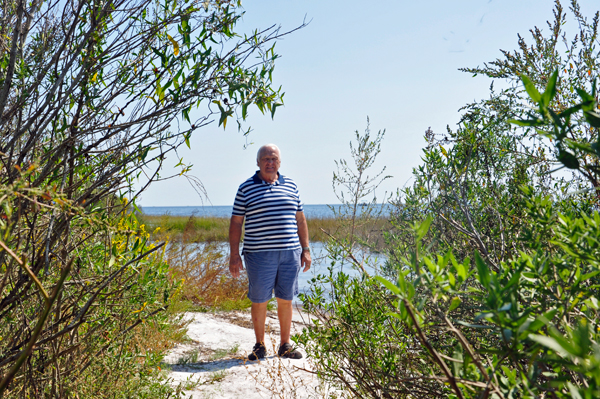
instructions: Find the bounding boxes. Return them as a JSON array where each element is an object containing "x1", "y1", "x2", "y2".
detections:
[
  {"x1": 296, "y1": 211, "x2": 312, "y2": 272},
  {"x1": 229, "y1": 215, "x2": 245, "y2": 278}
]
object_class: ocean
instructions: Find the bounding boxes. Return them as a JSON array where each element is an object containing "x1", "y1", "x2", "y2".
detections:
[{"x1": 140, "y1": 204, "x2": 392, "y2": 219}]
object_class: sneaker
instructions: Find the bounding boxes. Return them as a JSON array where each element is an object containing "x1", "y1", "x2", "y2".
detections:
[
  {"x1": 277, "y1": 343, "x2": 302, "y2": 359},
  {"x1": 248, "y1": 342, "x2": 267, "y2": 361}
]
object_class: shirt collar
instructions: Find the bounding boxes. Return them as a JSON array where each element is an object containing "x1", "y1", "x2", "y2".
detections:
[{"x1": 253, "y1": 170, "x2": 284, "y2": 185}]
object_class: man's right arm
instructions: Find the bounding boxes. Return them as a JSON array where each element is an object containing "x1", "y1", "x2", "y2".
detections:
[{"x1": 229, "y1": 215, "x2": 245, "y2": 278}]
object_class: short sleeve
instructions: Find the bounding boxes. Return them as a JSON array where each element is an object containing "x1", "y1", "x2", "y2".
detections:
[
  {"x1": 296, "y1": 187, "x2": 304, "y2": 212},
  {"x1": 232, "y1": 186, "x2": 246, "y2": 216}
]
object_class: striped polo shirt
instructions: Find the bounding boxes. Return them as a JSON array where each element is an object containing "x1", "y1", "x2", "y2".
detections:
[{"x1": 232, "y1": 171, "x2": 304, "y2": 252}]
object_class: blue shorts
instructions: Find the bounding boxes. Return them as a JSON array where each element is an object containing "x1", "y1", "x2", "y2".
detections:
[{"x1": 243, "y1": 249, "x2": 302, "y2": 303}]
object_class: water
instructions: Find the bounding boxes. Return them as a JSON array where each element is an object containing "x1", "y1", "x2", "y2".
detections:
[
  {"x1": 141, "y1": 204, "x2": 393, "y2": 219},
  {"x1": 195, "y1": 242, "x2": 385, "y2": 303},
  {"x1": 146, "y1": 205, "x2": 391, "y2": 302},
  {"x1": 296, "y1": 242, "x2": 384, "y2": 301}
]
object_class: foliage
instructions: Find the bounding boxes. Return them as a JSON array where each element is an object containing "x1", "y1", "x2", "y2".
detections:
[
  {"x1": 297, "y1": 122, "x2": 405, "y2": 396},
  {"x1": 321, "y1": 119, "x2": 390, "y2": 275},
  {"x1": 386, "y1": 0, "x2": 600, "y2": 281},
  {"x1": 139, "y1": 213, "x2": 233, "y2": 242},
  {"x1": 165, "y1": 240, "x2": 250, "y2": 311},
  {"x1": 460, "y1": 0, "x2": 600, "y2": 202},
  {"x1": 331, "y1": 118, "x2": 390, "y2": 240},
  {"x1": 377, "y1": 173, "x2": 600, "y2": 397},
  {"x1": 298, "y1": 267, "x2": 443, "y2": 397},
  {"x1": 0, "y1": 0, "x2": 295, "y2": 395},
  {"x1": 300, "y1": 2, "x2": 600, "y2": 397}
]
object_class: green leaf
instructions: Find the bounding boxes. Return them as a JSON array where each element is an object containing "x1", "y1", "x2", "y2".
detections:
[
  {"x1": 416, "y1": 216, "x2": 433, "y2": 241},
  {"x1": 557, "y1": 149, "x2": 580, "y2": 169},
  {"x1": 241, "y1": 102, "x2": 249, "y2": 119},
  {"x1": 374, "y1": 276, "x2": 401, "y2": 295},
  {"x1": 548, "y1": 327, "x2": 580, "y2": 357},
  {"x1": 584, "y1": 110, "x2": 600, "y2": 128},
  {"x1": 520, "y1": 74, "x2": 541, "y2": 103},
  {"x1": 474, "y1": 251, "x2": 490, "y2": 289},
  {"x1": 151, "y1": 46, "x2": 167, "y2": 67},
  {"x1": 567, "y1": 383, "x2": 583, "y2": 399},
  {"x1": 182, "y1": 107, "x2": 191, "y2": 123},
  {"x1": 498, "y1": 303, "x2": 512, "y2": 312},
  {"x1": 455, "y1": 261, "x2": 467, "y2": 281},
  {"x1": 139, "y1": 146, "x2": 150, "y2": 161},
  {"x1": 541, "y1": 70, "x2": 558, "y2": 106},
  {"x1": 448, "y1": 297, "x2": 461, "y2": 312},
  {"x1": 508, "y1": 118, "x2": 545, "y2": 127},
  {"x1": 567, "y1": 140, "x2": 594, "y2": 155},
  {"x1": 576, "y1": 87, "x2": 595, "y2": 104},
  {"x1": 385, "y1": 311, "x2": 405, "y2": 322},
  {"x1": 529, "y1": 334, "x2": 570, "y2": 357},
  {"x1": 270, "y1": 102, "x2": 281, "y2": 119}
]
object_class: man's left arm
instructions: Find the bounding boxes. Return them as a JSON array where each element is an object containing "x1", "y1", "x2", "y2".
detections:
[{"x1": 296, "y1": 211, "x2": 312, "y2": 272}]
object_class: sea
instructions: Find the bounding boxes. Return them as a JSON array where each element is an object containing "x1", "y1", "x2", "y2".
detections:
[{"x1": 140, "y1": 204, "x2": 393, "y2": 219}]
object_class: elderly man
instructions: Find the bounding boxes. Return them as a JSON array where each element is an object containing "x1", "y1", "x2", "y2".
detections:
[{"x1": 229, "y1": 144, "x2": 311, "y2": 360}]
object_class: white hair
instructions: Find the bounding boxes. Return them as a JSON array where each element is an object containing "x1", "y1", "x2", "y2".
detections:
[{"x1": 256, "y1": 144, "x2": 281, "y2": 161}]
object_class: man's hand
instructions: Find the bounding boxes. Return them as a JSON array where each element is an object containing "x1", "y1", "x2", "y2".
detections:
[
  {"x1": 301, "y1": 250, "x2": 312, "y2": 272},
  {"x1": 229, "y1": 215, "x2": 245, "y2": 278},
  {"x1": 229, "y1": 253, "x2": 244, "y2": 278}
]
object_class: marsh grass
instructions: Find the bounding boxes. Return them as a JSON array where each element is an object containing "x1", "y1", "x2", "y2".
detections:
[
  {"x1": 165, "y1": 239, "x2": 250, "y2": 311},
  {"x1": 140, "y1": 213, "x2": 391, "y2": 245},
  {"x1": 139, "y1": 214, "x2": 231, "y2": 242}
]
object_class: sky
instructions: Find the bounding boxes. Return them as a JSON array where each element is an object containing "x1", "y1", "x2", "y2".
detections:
[{"x1": 137, "y1": 0, "x2": 599, "y2": 207}]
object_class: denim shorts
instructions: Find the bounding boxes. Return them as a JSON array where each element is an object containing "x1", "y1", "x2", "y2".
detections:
[{"x1": 243, "y1": 249, "x2": 302, "y2": 303}]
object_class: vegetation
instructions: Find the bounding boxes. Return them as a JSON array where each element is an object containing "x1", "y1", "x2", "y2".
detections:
[
  {"x1": 298, "y1": 1, "x2": 600, "y2": 398},
  {"x1": 165, "y1": 239, "x2": 250, "y2": 311},
  {"x1": 139, "y1": 212, "x2": 390, "y2": 245},
  {"x1": 0, "y1": 0, "x2": 294, "y2": 395}
]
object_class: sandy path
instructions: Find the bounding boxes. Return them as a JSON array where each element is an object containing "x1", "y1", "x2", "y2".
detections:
[{"x1": 164, "y1": 309, "x2": 330, "y2": 398}]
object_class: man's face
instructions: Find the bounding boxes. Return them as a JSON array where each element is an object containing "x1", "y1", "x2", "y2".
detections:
[{"x1": 257, "y1": 148, "x2": 281, "y2": 176}]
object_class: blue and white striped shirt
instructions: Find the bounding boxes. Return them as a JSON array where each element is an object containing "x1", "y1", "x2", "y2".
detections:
[{"x1": 232, "y1": 171, "x2": 304, "y2": 252}]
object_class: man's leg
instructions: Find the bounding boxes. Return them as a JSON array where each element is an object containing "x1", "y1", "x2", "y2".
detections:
[
  {"x1": 272, "y1": 249, "x2": 302, "y2": 359},
  {"x1": 277, "y1": 298, "x2": 293, "y2": 345},
  {"x1": 251, "y1": 300, "x2": 268, "y2": 344},
  {"x1": 244, "y1": 250, "x2": 278, "y2": 359}
]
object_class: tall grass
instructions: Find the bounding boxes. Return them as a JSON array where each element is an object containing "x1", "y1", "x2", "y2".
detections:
[
  {"x1": 165, "y1": 239, "x2": 251, "y2": 311},
  {"x1": 139, "y1": 214, "x2": 231, "y2": 242},
  {"x1": 139, "y1": 213, "x2": 391, "y2": 245}
]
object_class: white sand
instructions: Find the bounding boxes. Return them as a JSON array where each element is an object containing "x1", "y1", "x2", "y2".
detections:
[{"x1": 164, "y1": 309, "x2": 335, "y2": 398}]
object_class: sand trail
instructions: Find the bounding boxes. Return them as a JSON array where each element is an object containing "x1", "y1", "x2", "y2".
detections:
[{"x1": 164, "y1": 309, "x2": 330, "y2": 398}]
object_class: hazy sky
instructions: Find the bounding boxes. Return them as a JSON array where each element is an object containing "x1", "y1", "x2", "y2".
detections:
[{"x1": 138, "y1": 0, "x2": 599, "y2": 207}]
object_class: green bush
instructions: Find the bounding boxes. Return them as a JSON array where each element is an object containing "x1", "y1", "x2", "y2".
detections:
[{"x1": 298, "y1": 2, "x2": 600, "y2": 397}]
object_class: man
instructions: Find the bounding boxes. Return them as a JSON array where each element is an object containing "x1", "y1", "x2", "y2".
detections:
[{"x1": 229, "y1": 144, "x2": 311, "y2": 360}]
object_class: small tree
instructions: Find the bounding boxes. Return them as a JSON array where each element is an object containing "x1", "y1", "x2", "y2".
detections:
[
  {"x1": 0, "y1": 0, "x2": 299, "y2": 395},
  {"x1": 300, "y1": 2, "x2": 600, "y2": 397}
]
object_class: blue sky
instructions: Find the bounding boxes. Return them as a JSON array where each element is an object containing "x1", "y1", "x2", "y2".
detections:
[{"x1": 138, "y1": 0, "x2": 599, "y2": 206}]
